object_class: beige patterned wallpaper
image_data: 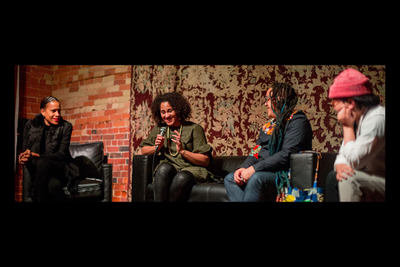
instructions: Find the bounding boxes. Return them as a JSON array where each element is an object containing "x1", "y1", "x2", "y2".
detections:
[{"x1": 128, "y1": 65, "x2": 385, "y2": 200}]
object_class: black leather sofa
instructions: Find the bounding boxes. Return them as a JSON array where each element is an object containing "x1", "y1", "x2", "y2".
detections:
[
  {"x1": 23, "y1": 141, "x2": 113, "y2": 202},
  {"x1": 131, "y1": 152, "x2": 338, "y2": 202}
]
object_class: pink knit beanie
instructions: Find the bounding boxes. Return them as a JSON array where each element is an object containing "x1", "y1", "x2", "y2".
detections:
[{"x1": 328, "y1": 68, "x2": 371, "y2": 99}]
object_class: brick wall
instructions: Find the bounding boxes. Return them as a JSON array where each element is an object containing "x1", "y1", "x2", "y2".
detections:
[
  {"x1": 16, "y1": 65, "x2": 131, "y2": 202},
  {"x1": 18, "y1": 65, "x2": 54, "y2": 119}
]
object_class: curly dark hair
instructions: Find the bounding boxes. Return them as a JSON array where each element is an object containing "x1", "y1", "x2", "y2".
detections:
[{"x1": 151, "y1": 91, "x2": 192, "y2": 126}]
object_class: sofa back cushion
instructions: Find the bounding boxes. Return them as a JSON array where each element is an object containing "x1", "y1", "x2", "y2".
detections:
[
  {"x1": 207, "y1": 156, "x2": 247, "y2": 179},
  {"x1": 69, "y1": 142, "x2": 104, "y2": 180}
]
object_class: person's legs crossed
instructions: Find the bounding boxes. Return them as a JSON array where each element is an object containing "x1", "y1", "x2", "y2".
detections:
[
  {"x1": 224, "y1": 172, "x2": 246, "y2": 202},
  {"x1": 242, "y1": 171, "x2": 276, "y2": 202},
  {"x1": 339, "y1": 170, "x2": 385, "y2": 202}
]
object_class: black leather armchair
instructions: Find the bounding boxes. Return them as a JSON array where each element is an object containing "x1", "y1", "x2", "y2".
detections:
[
  {"x1": 23, "y1": 141, "x2": 112, "y2": 202},
  {"x1": 131, "y1": 152, "x2": 338, "y2": 202}
]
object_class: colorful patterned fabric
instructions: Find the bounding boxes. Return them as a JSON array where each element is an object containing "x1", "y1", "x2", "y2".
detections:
[
  {"x1": 277, "y1": 151, "x2": 324, "y2": 202},
  {"x1": 250, "y1": 109, "x2": 299, "y2": 160},
  {"x1": 261, "y1": 110, "x2": 298, "y2": 136},
  {"x1": 281, "y1": 179, "x2": 324, "y2": 202},
  {"x1": 249, "y1": 145, "x2": 261, "y2": 159}
]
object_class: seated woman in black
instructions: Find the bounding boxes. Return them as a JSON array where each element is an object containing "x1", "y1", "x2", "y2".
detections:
[{"x1": 19, "y1": 96, "x2": 78, "y2": 202}]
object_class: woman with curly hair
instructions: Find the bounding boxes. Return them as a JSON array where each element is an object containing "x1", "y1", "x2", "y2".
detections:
[{"x1": 140, "y1": 91, "x2": 213, "y2": 202}]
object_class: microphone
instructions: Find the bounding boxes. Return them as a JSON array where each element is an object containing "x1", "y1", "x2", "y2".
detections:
[{"x1": 155, "y1": 126, "x2": 166, "y2": 153}]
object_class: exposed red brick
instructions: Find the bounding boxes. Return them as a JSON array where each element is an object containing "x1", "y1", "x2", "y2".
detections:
[
  {"x1": 88, "y1": 95, "x2": 99, "y2": 100},
  {"x1": 84, "y1": 101, "x2": 94, "y2": 106},
  {"x1": 113, "y1": 121, "x2": 126, "y2": 127},
  {"x1": 69, "y1": 86, "x2": 79, "y2": 92},
  {"x1": 114, "y1": 80, "x2": 125, "y2": 85},
  {"x1": 111, "y1": 91, "x2": 123, "y2": 97},
  {"x1": 105, "y1": 109, "x2": 117, "y2": 116},
  {"x1": 119, "y1": 84, "x2": 130, "y2": 90},
  {"x1": 100, "y1": 92, "x2": 111, "y2": 99}
]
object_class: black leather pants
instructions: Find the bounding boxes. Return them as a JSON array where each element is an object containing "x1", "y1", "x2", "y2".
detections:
[{"x1": 153, "y1": 162, "x2": 196, "y2": 202}]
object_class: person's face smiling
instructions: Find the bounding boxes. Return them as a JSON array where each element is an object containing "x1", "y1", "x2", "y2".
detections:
[
  {"x1": 160, "y1": 101, "x2": 181, "y2": 127},
  {"x1": 41, "y1": 101, "x2": 61, "y2": 126}
]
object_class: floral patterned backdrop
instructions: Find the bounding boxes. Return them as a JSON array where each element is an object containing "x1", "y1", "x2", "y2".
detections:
[{"x1": 128, "y1": 65, "x2": 385, "y2": 200}]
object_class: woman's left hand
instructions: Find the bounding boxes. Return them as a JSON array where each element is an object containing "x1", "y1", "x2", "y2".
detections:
[{"x1": 171, "y1": 130, "x2": 184, "y2": 153}]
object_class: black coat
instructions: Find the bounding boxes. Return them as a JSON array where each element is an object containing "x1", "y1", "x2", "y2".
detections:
[{"x1": 23, "y1": 114, "x2": 81, "y2": 194}]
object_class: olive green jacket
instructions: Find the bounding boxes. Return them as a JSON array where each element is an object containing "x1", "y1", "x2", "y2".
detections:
[{"x1": 140, "y1": 121, "x2": 213, "y2": 182}]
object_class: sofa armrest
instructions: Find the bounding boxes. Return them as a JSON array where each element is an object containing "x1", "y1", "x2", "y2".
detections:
[
  {"x1": 131, "y1": 154, "x2": 159, "y2": 202},
  {"x1": 290, "y1": 152, "x2": 338, "y2": 190},
  {"x1": 102, "y1": 163, "x2": 113, "y2": 202}
]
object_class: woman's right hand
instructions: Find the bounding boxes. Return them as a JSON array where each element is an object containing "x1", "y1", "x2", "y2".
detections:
[{"x1": 155, "y1": 134, "x2": 165, "y2": 152}]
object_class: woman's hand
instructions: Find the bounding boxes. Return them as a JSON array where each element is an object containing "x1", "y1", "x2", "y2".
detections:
[
  {"x1": 234, "y1": 168, "x2": 245, "y2": 185},
  {"x1": 169, "y1": 130, "x2": 210, "y2": 167},
  {"x1": 18, "y1": 149, "x2": 31, "y2": 165},
  {"x1": 171, "y1": 130, "x2": 184, "y2": 153},
  {"x1": 337, "y1": 107, "x2": 356, "y2": 128},
  {"x1": 234, "y1": 166, "x2": 256, "y2": 185},
  {"x1": 241, "y1": 166, "x2": 255, "y2": 183},
  {"x1": 335, "y1": 163, "x2": 355, "y2": 182},
  {"x1": 155, "y1": 134, "x2": 165, "y2": 152},
  {"x1": 141, "y1": 134, "x2": 165, "y2": 155}
]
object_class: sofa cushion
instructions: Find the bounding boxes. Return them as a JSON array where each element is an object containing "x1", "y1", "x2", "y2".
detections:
[
  {"x1": 188, "y1": 182, "x2": 229, "y2": 202},
  {"x1": 146, "y1": 182, "x2": 229, "y2": 202}
]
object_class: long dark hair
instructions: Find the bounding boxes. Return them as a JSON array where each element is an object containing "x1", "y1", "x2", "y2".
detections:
[
  {"x1": 267, "y1": 83, "x2": 298, "y2": 196},
  {"x1": 268, "y1": 83, "x2": 298, "y2": 155}
]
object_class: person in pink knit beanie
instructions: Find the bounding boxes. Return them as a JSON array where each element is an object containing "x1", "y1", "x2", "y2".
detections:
[{"x1": 325, "y1": 68, "x2": 385, "y2": 202}]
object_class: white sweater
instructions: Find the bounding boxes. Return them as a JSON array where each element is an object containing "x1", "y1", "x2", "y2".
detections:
[{"x1": 334, "y1": 105, "x2": 385, "y2": 178}]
